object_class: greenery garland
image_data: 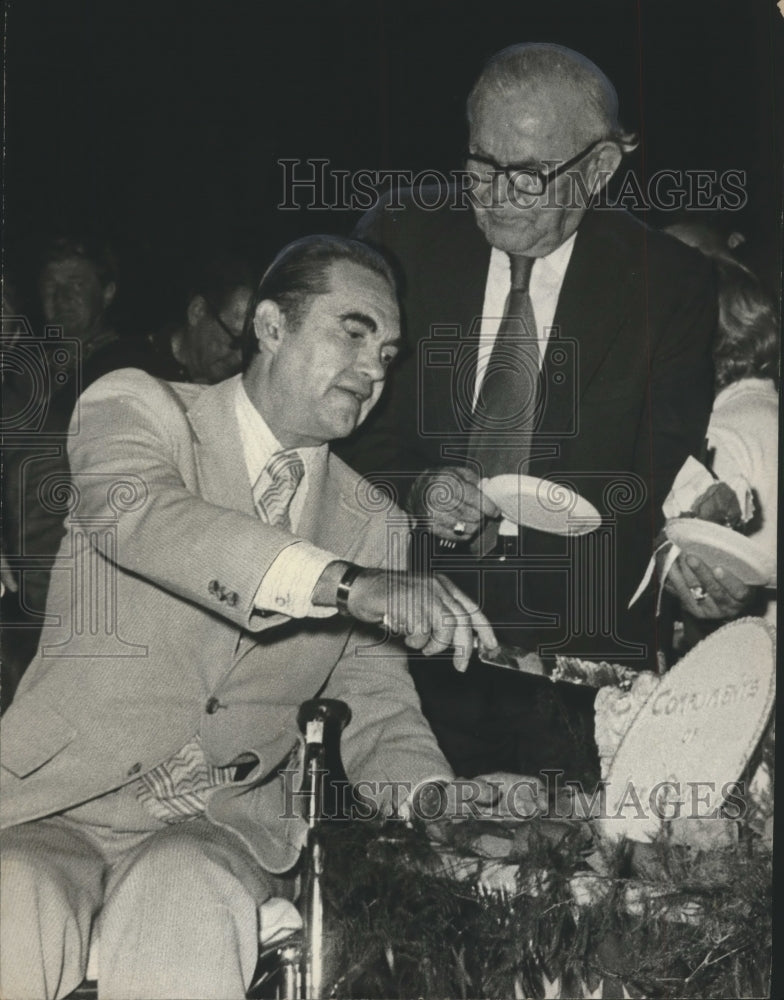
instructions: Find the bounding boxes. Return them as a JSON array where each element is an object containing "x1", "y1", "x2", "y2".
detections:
[{"x1": 305, "y1": 815, "x2": 772, "y2": 999}]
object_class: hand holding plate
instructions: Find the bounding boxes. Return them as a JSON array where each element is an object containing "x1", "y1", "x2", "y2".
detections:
[
  {"x1": 407, "y1": 466, "x2": 500, "y2": 541},
  {"x1": 663, "y1": 551, "x2": 755, "y2": 620}
]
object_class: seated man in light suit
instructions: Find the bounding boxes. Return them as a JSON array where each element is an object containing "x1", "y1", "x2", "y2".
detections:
[{"x1": 0, "y1": 235, "x2": 498, "y2": 1000}]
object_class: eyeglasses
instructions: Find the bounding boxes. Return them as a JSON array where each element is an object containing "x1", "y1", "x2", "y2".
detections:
[
  {"x1": 465, "y1": 137, "x2": 606, "y2": 197},
  {"x1": 203, "y1": 298, "x2": 245, "y2": 350}
]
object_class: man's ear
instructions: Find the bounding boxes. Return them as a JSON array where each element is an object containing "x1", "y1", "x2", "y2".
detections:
[
  {"x1": 253, "y1": 300, "x2": 285, "y2": 354},
  {"x1": 102, "y1": 281, "x2": 117, "y2": 309},
  {"x1": 186, "y1": 295, "x2": 206, "y2": 328},
  {"x1": 588, "y1": 142, "x2": 623, "y2": 194},
  {"x1": 170, "y1": 328, "x2": 187, "y2": 365}
]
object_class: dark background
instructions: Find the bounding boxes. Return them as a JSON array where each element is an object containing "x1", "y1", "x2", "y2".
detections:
[
  {"x1": 3, "y1": 0, "x2": 782, "y2": 327},
  {"x1": 2, "y1": 2, "x2": 783, "y2": 990}
]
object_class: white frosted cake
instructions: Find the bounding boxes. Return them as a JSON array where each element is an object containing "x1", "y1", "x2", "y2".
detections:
[{"x1": 593, "y1": 618, "x2": 775, "y2": 845}]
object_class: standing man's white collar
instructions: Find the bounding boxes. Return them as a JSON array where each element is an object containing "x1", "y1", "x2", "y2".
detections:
[{"x1": 473, "y1": 232, "x2": 578, "y2": 408}]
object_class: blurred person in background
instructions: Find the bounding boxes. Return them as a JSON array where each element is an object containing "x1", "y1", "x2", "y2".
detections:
[
  {"x1": 1, "y1": 235, "x2": 147, "y2": 709},
  {"x1": 664, "y1": 221, "x2": 778, "y2": 637},
  {"x1": 34, "y1": 235, "x2": 148, "y2": 382},
  {"x1": 147, "y1": 253, "x2": 254, "y2": 384},
  {"x1": 2, "y1": 275, "x2": 27, "y2": 606}
]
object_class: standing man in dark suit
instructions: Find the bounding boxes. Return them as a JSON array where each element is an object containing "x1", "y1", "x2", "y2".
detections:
[{"x1": 345, "y1": 43, "x2": 746, "y2": 780}]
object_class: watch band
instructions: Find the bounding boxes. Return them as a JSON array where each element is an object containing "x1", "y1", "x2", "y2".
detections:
[{"x1": 335, "y1": 563, "x2": 363, "y2": 617}]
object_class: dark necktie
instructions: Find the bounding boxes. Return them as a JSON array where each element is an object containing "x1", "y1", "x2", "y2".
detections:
[{"x1": 468, "y1": 254, "x2": 539, "y2": 478}]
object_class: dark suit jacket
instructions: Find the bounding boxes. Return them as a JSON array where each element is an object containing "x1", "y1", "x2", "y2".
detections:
[{"x1": 342, "y1": 194, "x2": 717, "y2": 668}]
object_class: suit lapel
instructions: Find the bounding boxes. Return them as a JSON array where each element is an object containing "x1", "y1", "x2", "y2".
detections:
[
  {"x1": 169, "y1": 377, "x2": 258, "y2": 674},
  {"x1": 423, "y1": 210, "x2": 491, "y2": 440},
  {"x1": 185, "y1": 376, "x2": 256, "y2": 517},
  {"x1": 535, "y1": 211, "x2": 636, "y2": 477},
  {"x1": 186, "y1": 376, "x2": 372, "y2": 585},
  {"x1": 449, "y1": 220, "x2": 492, "y2": 426}
]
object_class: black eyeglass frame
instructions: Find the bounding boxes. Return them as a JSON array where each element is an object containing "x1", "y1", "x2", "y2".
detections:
[
  {"x1": 464, "y1": 137, "x2": 608, "y2": 195},
  {"x1": 203, "y1": 297, "x2": 245, "y2": 350}
]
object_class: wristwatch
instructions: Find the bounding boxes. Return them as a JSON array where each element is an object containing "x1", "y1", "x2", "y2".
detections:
[{"x1": 335, "y1": 563, "x2": 363, "y2": 617}]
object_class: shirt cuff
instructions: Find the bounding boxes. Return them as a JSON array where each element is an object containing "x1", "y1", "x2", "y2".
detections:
[{"x1": 254, "y1": 541, "x2": 339, "y2": 619}]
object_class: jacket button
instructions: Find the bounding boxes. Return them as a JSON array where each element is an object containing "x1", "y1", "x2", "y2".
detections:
[
  {"x1": 127, "y1": 762, "x2": 142, "y2": 776},
  {"x1": 225, "y1": 591, "x2": 238, "y2": 607},
  {"x1": 208, "y1": 579, "x2": 221, "y2": 596},
  {"x1": 206, "y1": 696, "x2": 222, "y2": 715}
]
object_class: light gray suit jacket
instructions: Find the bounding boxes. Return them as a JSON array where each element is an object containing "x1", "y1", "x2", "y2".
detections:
[{"x1": 1, "y1": 370, "x2": 451, "y2": 871}]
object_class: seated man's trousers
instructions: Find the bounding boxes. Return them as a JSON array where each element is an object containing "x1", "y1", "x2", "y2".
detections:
[{"x1": 0, "y1": 783, "x2": 292, "y2": 1000}]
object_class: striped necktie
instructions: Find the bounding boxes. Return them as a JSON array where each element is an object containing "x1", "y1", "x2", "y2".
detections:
[
  {"x1": 253, "y1": 450, "x2": 305, "y2": 530},
  {"x1": 468, "y1": 254, "x2": 540, "y2": 477}
]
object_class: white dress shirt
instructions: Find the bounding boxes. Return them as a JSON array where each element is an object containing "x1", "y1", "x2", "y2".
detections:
[
  {"x1": 234, "y1": 378, "x2": 338, "y2": 619},
  {"x1": 472, "y1": 234, "x2": 577, "y2": 409}
]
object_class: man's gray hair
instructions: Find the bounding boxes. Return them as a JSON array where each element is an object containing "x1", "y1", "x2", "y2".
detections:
[{"x1": 468, "y1": 42, "x2": 638, "y2": 153}]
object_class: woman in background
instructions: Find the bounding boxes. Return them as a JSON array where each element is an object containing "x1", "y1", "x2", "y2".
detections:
[
  {"x1": 666, "y1": 222, "x2": 778, "y2": 631},
  {"x1": 706, "y1": 256, "x2": 778, "y2": 625}
]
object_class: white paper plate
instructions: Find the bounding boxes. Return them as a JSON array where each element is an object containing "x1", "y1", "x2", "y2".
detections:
[
  {"x1": 482, "y1": 475, "x2": 601, "y2": 536},
  {"x1": 666, "y1": 518, "x2": 775, "y2": 587}
]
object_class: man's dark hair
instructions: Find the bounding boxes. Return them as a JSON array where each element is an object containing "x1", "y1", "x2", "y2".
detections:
[
  {"x1": 241, "y1": 235, "x2": 397, "y2": 368},
  {"x1": 36, "y1": 235, "x2": 118, "y2": 289},
  {"x1": 187, "y1": 253, "x2": 256, "y2": 314}
]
